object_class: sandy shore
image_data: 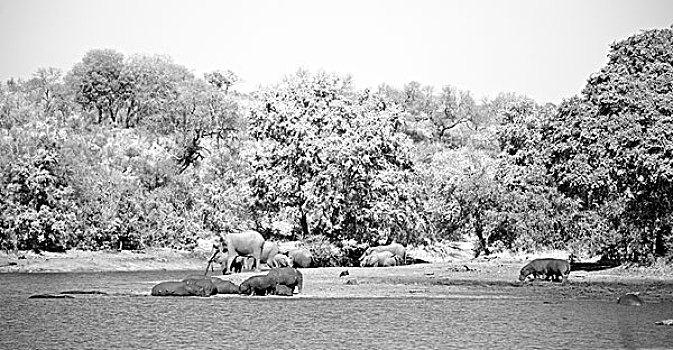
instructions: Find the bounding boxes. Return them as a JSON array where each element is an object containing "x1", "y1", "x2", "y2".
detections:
[{"x1": 2, "y1": 248, "x2": 672, "y2": 304}]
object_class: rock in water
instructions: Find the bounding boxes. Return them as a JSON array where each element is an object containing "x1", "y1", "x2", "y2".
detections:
[{"x1": 617, "y1": 293, "x2": 643, "y2": 306}]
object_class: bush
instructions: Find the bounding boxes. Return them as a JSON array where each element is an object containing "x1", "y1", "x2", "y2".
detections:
[{"x1": 0, "y1": 147, "x2": 80, "y2": 251}]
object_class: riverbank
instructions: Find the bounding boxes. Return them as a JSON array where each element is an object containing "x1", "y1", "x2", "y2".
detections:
[
  {"x1": 2, "y1": 246, "x2": 672, "y2": 304},
  {"x1": 0, "y1": 248, "x2": 209, "y2": 274}
]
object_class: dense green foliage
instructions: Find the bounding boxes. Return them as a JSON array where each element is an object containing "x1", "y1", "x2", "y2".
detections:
[
  {"x1": 249, "y1": 71, "x2": 423, "y2": 244},
  {"x1": 544, "y1": 28, "x2": 673, "y2": 263},
  {"x1": 1, "y1": 27, "x2": 672, "y2": 264}
]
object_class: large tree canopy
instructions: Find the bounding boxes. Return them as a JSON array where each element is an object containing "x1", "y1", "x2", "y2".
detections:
[
  {"x1": 544, "y1": 28, "x2": 673, "y2": 263},
  {"x1": 249, "y1": 70, "x2": 423, "y2": 243}
]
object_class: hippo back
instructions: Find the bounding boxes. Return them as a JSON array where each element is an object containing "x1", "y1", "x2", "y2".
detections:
[
  {"x1": 211, "y1": 278, "x2": 240, "y2": 294},
  {"x1": 240, "y1": 275, "x2": 275, "y2": 295},
  {"x1": 151, "y1": 281, "x2": 193, "y2": 296},
  {"x1": 618, "y1": 293, "x2": 643, "y2": 306},
  {"x1": 267, "y1": 267, "x2": 303, "y2": 293}
]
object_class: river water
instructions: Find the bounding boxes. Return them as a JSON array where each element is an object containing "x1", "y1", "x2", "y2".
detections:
[{"x1": 1, "y1": 270, "x2": 672, "y2": 350}]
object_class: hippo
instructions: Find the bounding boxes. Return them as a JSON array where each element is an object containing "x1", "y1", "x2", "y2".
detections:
[
  {"x1": 182, "y1": 275, "x2": 239, "y2": 295},
  {"x1": 182, "y1": 276, "x2": 218, "y2": 295},
  {"x1": 618, "y1": 293, "x2": 643, "y2": 306},
  {"x1": 151, "y1": 281, "x2": 216, "y2": 297},
  {"x1": 28, "y1": 294, "x2": 75, "y2": 299},
  {"x1": 239, "y1": 275, "x2": 275, "y2": 296},
  {"x1": 211, "y1": 278, "x2": 240, "y2": 294},
  {"x1": 273, "y1": 284, "x2": 295, "y2": 296},
  {"x1": 267, "y1": 267, "x2": 303, "y2": 294},
  {"x1": 519, "y1": 258, "x2": 570, "y2": 284}
]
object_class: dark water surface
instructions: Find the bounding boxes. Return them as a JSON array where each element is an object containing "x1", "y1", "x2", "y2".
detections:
[{"x1": 1, "y1": 271, "x2": 672, "y2": 350}]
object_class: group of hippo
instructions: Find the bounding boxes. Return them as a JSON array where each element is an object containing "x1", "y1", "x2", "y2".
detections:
[{"x1": 151, "y1": 267, "x2": 303, "y2": 297}]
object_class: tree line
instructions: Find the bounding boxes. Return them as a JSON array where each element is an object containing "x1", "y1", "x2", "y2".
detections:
[{"x1": 1, "y1": 27, "x2": 672, "y2": 264}]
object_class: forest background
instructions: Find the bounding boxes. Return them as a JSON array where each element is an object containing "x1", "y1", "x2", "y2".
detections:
[{"x1": 1, "y1": 27, "x2": 672, "y2": 266}]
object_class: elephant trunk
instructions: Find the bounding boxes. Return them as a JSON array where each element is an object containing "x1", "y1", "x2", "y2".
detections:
[{"x1": 205, "y1": 248, "x2": 220, "y2": 275}]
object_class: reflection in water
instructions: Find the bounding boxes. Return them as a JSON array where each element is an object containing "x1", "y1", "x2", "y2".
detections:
[{"x1": 1, "y1": 271, "x2": 672, "y2": 350}]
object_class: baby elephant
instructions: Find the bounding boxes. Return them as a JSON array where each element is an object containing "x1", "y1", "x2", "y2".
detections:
[
  {"x1": 519, "y1": 258, "x2": 570, "y2": 284},
  {"x1": 269, "y1": 254, "x2": 294, "y2": 268}
]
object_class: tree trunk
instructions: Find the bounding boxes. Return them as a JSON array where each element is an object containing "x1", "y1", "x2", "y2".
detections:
[
  {"x1": 300, "y1": 210, "x2": 310, "y2": 238},
  {"x1": 473, "y1": 211, "x2": 490, "y2": 258},
  {"x1": 655, "y1": 225, "x2": 668, "y2": 257}
]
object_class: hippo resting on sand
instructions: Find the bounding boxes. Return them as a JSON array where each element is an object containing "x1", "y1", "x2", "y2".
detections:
[
  {"x1": 519, "y1": 258, "x2": 570, "y2": 284},
  {"x1": 182, "y1": 275, "x2": 239, "y2": 295},
  {"x1": 151, "y1": 280, "x2": 216, "y2": 297}
]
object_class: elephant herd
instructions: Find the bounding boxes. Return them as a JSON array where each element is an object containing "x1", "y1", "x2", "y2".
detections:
[
  {"x1": 206, "y1": 230, "x2": 313, "y2": 275},
  {"x1": 358, "y1": 243, "x2": 407, "y2": 267},
  {"x1": 151, "y1": 267, "x2": 303, "y2": 297},
  {"x1": 152, "y1": 230, "x2": 310, "y2": 298},
  {"x1": 150, "y1": 234, "x2": 413, "y2": 298}
]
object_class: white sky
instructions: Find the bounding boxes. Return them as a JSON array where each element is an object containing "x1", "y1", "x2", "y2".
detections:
[{"x1": 0, "y1": 0, "x2": 671, "y2": 103}]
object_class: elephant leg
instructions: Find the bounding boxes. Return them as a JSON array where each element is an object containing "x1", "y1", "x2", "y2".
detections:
[
  {"x1": 253, "y1": 254, "x2": 261, "y2": 272},
  {"x1": 225, "y1": 255, "x2": 236, "y2": 275}
]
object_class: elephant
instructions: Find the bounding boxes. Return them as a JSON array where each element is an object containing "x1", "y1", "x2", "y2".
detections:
[
  {"x1": 269, "y1": 253, "x2": 294, "y2": 268},
  {"x1": 151, "y1": 281, "x2": 216, "y2": 297},
  {"x1": 519, "y1": 258, "x2": 571, "y2": 284},
  {"x1": 382, "y1": 256, "x2": 399, "y2": 267},
  {"x1": 359, "y1": 243, "x2": 406, "y2": 265},
  {"x1": 239, "y1": 275, "x2": 276, "y2": 296},
  {"x1": 242, "y1": 256, "x2": 258, "y2": 271},
  {"x1": 360, "y1": 253, "x2": 378, "y2": 267},
  {"x1": 618, "y1": 293, "x2": 644, "y2": 306},
  {"x1": 213, "y1": 253, "x2": 245, "y2": 274},
  {"x1": 267, "y1": 267, "x2": 303, "y2": 294},
  {"x1": 361, "y1": 251, "x2": 395, "y2": 267},
  {"x1": 260, "y1": 241, "x2": 280, "y2": 267},
  {"x1": 232, "y1": 256, "x2": 248, "y2": 273},
  {"x1": 209, "y1": 230, "x2": 265, "y2": 274},
  {"x1": 288, "y1": 248, "x2": 313, "y2": 268}
]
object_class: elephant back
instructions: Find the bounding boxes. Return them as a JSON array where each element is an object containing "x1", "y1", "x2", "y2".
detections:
[
  {"x1": 225, "y1": 230, "x2": 265, "y2": 256},
  {"x1": 261, "y1": 241, "x2": 281, "y2": 265},
  {"x1": 289, "y1": 248, "x2": 313, "y2": 268}
]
